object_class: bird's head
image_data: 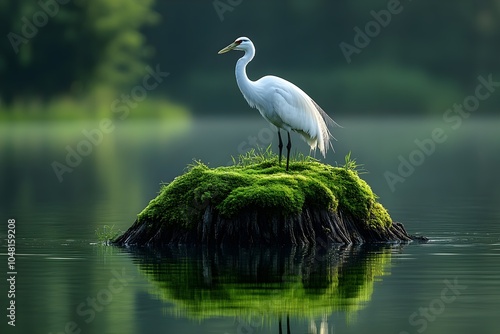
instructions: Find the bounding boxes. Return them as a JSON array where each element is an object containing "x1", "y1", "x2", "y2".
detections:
[{"x1": 218, "y1": 37, "x2": 253, "y2": 54}]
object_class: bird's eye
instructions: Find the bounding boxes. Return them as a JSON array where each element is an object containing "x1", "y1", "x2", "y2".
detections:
[{"x1": 235, "y1": 40, "x2": 243, "y2": 44}]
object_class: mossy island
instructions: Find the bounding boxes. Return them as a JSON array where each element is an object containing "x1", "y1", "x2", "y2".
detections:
[{"x1": 115, "y1": 151, "x2": 426, "y2": 247}]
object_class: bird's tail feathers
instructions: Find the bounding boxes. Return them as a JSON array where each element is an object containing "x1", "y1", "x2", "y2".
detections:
[{"x1": 311, "y1": 99, "x2": 339, "y2": 156}]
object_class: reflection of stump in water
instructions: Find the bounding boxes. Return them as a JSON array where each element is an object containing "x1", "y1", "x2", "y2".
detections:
[{"x1": 127, "y1": 244, "x2": 402, "y2": 326}]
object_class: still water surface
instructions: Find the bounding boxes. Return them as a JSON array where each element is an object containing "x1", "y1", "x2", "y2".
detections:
[{"x1": 1, "y1": 117, "x2": 500, "y2": 333}]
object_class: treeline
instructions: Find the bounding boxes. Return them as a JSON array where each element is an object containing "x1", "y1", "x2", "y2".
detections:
[
  {"x1": 147, "y1": 0, "x2": 500, "y2": 115},
  {"x1": 2, "y1": 0, "x2": 500, "y2": 115}
]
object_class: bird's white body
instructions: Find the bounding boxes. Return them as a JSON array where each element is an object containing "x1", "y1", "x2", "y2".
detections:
[{"x1": 219, "y1": 37, "x2": 337, "y2": 165}]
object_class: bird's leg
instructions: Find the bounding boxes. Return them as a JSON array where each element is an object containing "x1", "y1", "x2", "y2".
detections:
[
  {"x1": 278, "y1": 316, "x2": 283, "y2": 334},
  {"x1": 278, "y1": 130, "x2": 283, "y2": 166},
  {"x1": 286, "y1": 132, "x2": 291, "y2": 171},
  {"x1": 287, "y1": 314, "x2": 291, "y2": 334}
]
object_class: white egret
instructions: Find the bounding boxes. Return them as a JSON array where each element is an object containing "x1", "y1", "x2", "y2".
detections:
[{"x1": 218, "y1": 36, "x2": 338, "y2": 171}]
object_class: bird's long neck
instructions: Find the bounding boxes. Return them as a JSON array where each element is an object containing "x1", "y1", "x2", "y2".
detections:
[{"x1": 235, "y1": 47, "x2": 256, "y2": 102}]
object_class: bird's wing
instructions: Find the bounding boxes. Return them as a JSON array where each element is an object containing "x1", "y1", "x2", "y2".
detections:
[{"x1": 264, "y1": 76, "x2": 335, "y2": 155}]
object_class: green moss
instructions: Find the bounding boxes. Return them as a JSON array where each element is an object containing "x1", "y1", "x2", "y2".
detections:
[{"x1": 137, "y1": 153, "x2": 392, "y2": 230}]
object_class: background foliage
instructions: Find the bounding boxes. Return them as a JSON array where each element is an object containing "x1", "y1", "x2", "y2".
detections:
[
  {"x1": 1, "y1": 0, "x2": 157, "y2": 102},
  {"x1": 1, "y1": 0, "x2": 500, "y2": 116}
]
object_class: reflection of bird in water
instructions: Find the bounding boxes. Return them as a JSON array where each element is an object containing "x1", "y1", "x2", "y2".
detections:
[
  {"x1": 276, "y1": 313, "x2": 332, "y2": 334},
  {"x1": 278, "y1": 314, "x2": 291, "y2": 334},
  {"x1": 308, "y1": 314, "x2": 330, "y2": 334}
]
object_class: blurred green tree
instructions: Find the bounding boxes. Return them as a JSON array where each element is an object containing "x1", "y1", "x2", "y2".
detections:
[{"x1": 0, "y1": 0, "x2": 158, "y2": 104}]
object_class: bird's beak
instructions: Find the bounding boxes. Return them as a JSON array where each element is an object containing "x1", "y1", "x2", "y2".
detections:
[{"x1": 218, "y1": 42, "x2": 237, "y2": 54}]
